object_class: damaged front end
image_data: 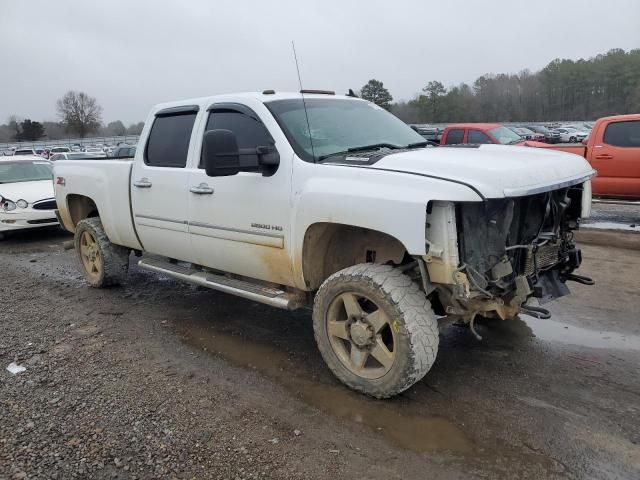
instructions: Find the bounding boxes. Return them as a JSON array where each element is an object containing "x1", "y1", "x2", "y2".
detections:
[{"x1": 423, "y1": 183, "x2": 594, "y2": 333}]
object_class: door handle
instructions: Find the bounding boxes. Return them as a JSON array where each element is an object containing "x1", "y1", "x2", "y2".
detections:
[
  {"x1": 133, "y1": 178, "x2": 152, "y2": 188},
  {"x1": 594, "y1": 154, "x2": 613, "y2": 160},
  {"x1": 189, "y1": 183, "x2": 214, "y2": 195}
]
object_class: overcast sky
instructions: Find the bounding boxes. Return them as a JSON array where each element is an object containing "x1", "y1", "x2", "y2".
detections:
[{"x1": 1, "y1": 0, "x2": 639, "y2": 124}]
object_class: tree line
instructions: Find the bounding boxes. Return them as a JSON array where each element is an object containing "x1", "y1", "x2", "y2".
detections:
[
  {"x1": 0, "y1": 91, "x2": 144, "y2": 143},
  {"x1": 359, "y1": 48, "x2": 640, "y2": 123}
]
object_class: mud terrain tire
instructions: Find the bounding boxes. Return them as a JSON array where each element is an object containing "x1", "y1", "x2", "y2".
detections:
[
  {"x1": 313, "y1": 263, "x2": 439, "y2": 398},
  {"x1": 74, "y1": 217, "x2": 129, "y2": 288}
]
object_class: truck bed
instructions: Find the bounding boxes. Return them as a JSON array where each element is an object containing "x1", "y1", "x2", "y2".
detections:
[
  {"x1": 53, "y1": 159, "x2": 142, "y2": 250},
  {"x1": 525, "y1": 142, "x2": 587, "y2": 157}
]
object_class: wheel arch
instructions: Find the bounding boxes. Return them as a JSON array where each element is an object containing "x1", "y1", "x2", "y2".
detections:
[
  {"x1": 65, "y1": 194, "x2": 100, "y2": 231},
  {"x1": 301, "y1": 222, "x2": 409, "y2": 290}
]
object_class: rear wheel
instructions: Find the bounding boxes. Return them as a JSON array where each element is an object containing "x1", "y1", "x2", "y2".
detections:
[
  {"x1": 74, "y1": 217, "x2": 129, "y2": 287},
  {"x1": 313, "y1": 263, "x2": 439, "y2": 398}
]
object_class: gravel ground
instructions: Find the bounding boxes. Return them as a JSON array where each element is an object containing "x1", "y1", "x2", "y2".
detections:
[{"x1": 1, "y1": 227, "x2": 640, "y2": 479}]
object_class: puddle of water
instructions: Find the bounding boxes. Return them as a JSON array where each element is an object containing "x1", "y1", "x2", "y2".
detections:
[
  {"x1": 521, "y1": 316, "x2": 640, "y2": 351},
  {"x1": 173, "y1": 321, "x2": 472, "y2": 454},
  {"x1": 583, "y1": 221, "x2": 639, "y2": 232}
]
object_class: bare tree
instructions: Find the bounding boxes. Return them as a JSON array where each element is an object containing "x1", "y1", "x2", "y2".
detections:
[{"x1": 56, "y1": 91, "x2": 103, "y2": 138}]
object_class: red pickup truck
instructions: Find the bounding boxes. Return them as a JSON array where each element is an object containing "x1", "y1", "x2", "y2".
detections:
[
  {"x1": 525, "y1": 114, "x2": 640, "y2": 199},
  {"x1": 440, "y1": 123, "x2": 548, "y2": 147}
]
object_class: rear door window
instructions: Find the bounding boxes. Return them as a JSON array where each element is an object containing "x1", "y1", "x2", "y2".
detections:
[
  {"x1": 603, "y1": 121, "x2": 640, "y2": 147},
  {"x1": 468, "y1": 130, "x2": 492, "y2": 144},
  {"x1": 145, "y1": 112, "x2": 197, "y2": 167},
  {"x1": 445, "y1": 129, "x2": 464, "y2": 145}
]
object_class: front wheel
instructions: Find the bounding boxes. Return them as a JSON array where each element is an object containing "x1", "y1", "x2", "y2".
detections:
[
  {"x1": 312, "y1": 263, "x2": 439, "y2": 398},
  {"x1": 569, "y1": 136, "x2": 576, "y2": 143},
  {"x1": 74, "y1": 217, "x2": 130, "y2": 287}
]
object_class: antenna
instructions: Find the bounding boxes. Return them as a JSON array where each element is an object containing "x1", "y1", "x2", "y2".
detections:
[{"x1": 291, "y1": 41, "x2": 316, "y2": 162}]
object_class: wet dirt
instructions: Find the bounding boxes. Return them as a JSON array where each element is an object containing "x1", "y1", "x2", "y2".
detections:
[
  {"x1": 173, "y1": 319, "x2": 472, "y2": 453},
  {"x1": 2, "y1": 228, "x2": 640, "y2": 479}
]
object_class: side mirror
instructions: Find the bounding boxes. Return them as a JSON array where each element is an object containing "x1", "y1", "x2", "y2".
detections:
[{"x1": 203, "y1": 129, "x2": 240, "y2": 177}]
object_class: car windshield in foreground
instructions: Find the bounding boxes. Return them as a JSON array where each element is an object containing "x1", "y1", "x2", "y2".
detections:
[
  {"x1": 0, "y1": 161, "x2": 52, "y2": 184},
  {"x1": 266, "y1": 98, "x2": 425, "y2": 162},
  {"x1": 489, "y1": 126, "x2": 523, "y2": 145}
]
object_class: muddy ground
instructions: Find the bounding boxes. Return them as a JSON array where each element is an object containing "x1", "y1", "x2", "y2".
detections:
[{"x1": 1, "y1": 227, "x2": 639, "y2": 480}]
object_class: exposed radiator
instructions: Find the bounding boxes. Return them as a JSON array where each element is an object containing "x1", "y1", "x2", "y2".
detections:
[{"x1": 524, "y1": 243, "x2": 561, "y2": 276}]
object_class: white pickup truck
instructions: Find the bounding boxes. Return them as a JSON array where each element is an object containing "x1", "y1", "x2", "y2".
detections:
[{"x1": 53, "y1": 91, "x2": 595, "y2": 398}]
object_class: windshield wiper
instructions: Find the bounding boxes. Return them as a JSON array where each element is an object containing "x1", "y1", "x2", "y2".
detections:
[
  {"x1": 405, "y1": 141, "x2": 429, "y2": 149},
  {"x1": 318, "y1": 143, "x2": 402, "y2": 161}
]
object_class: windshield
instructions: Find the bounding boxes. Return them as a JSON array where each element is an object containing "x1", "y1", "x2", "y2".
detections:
[
  {"x1": 51, "y1": 147, "x2": 69, "y2": 153},
  {"x1": 0, "y1": 161, "x2": 52, "y2": 184},
  {"x1": 489, "y1": 126, "x2": 523, "y2": 145},
  {"x1": 266, "y1": 98, "x2": 425, "y2": 161}
]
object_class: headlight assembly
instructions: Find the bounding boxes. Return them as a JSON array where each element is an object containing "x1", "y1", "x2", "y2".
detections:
[{"x1": 0, "y1": 196, "x2": 17, "y2": 212}]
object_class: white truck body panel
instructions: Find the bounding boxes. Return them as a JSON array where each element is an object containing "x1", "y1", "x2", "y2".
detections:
[
  {"x1": 54, "y1": 160, "x2": 142, "y2": 249},
  {"x1": 372, "y1": 145, "x2": 594, "y2": 199}
]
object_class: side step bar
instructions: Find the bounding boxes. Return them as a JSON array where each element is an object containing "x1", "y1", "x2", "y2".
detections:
[{"x1": 138, "y1": 257, "x2": 302, "y2": 310}]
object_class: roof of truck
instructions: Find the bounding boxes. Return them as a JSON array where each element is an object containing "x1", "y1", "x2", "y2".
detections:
[
  {"x1": 445, "y1": 123, "x2": 503, "y2": 130},
  {"x1": 150, "y1": 91, "x2": 360, "y2": 113}
]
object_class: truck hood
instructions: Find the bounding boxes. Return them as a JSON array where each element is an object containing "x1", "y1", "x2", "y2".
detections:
[
  {"x1": 0, "y1": 180, "x2": 55, "y2": 203},
  {"x1": 371, "y1": 145, "x2": 595, "y2": 199}
]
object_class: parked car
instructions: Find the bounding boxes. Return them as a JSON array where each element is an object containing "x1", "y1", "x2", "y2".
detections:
[
  {"x1": 50, "y1": 152, "x2": 107, "y2": 161},
  {"x1": 553, "y1": 127, "x2": 589, "y2": 143},
  {"x1": 110, "y1": 145, "x2": 137, "y2": 157},
  {"x1": 516, "y1": 127, "x2": 545, "y2": 142},
  {"x1": 525, "y1": 125, "x2": 560, "y2": 144},
  {"x1": 83, "y1": 147, "x2": 107, "y2": 155},
  {"x1": 527, "y1": 114, "x2": 640, "y2": 199},
  {"x1": 50, "y1": 146, "x2": 71, "y2": 155},
  {"x1": 13, "y1": 148, "x2": 36, "y2": 156},
  {"x1": 508, "y1": 126, "x2": 542, "y2": 141},
  {"x1": 0, "y1": 156, "x2": 58, "y2": 234},
  {"x1": 53, "y1": 91, "x2": 594, "y2": 398},
  {"x1": 440, "y1": 123, "x2": 546, "y2": 146}
]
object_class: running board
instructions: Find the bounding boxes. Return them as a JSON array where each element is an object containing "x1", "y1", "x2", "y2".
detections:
[{"x1": 138, "y1": 257, "x2": 302, "y2": 310}]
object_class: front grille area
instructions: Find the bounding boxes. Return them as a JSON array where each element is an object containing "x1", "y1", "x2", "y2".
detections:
[
  {"x1": 27, "y1": 218, "x2": 57, "y2": 225},
  {"x1": 32, "y1": 199, "x2": 57, "y2": 210},
  {"x1": 523, "y1": 244, "x2": 561, "y2": 276}
]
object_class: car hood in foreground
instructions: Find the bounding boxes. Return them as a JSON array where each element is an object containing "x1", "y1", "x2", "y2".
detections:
[
  {"x1": 0, "y1": 180, "x2": 55, "y2": 204},
  {"x1": 371, "y1": 145, "x2": 595, "y2": 199}
]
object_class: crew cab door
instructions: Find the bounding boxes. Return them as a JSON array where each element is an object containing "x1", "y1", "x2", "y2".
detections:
[
  {"x1": 589, "y1": 119, "x2": 640, "y2": 198},
  {"x1": 131, "y1": 106, "x2": 199, "y2": 260},
  {"x1": 187, "y1": 104, "x2": 294, "y2": 286}
]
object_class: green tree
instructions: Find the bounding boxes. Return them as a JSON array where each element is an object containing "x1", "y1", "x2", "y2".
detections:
[
  {"x1": 19, "y1": 119, "x2": 45, "y2": 141},
  {"x1": 56, "y1": 91, "x2": 103, "y2": 138},
  {"x1": 360, "y1": 79, "x2": 393, "y2": 110},
  {"x1": 420, "y1": 81, "x2": 447, "y2": 122}
]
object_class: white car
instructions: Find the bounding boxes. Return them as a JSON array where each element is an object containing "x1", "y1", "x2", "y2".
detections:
[
  {"x1": 50, "y1": 146, "x2": 71, "y2": 155},
  {"x1": 13, "y1": 148, "x2": 36, "y2": 156},
  {"x1": 50, "y1": 152, "x2": 107, "y2": 161},
  {"x1": 83, "y1": 147, "x2": 106, "y2": 154},
  {"x1": 554, "y1": 127, "x2": 589, "y2": 143},
  {"x1": 0, "y1": 156, "x2": 58, "y2": 234}
]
